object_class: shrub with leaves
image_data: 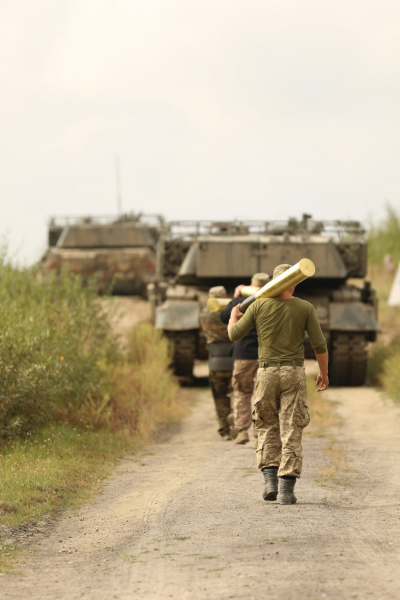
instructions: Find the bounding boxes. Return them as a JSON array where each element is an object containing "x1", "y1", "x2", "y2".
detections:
[{"x1": 0, "y1": 256, "x2": 118, "y2": 439}]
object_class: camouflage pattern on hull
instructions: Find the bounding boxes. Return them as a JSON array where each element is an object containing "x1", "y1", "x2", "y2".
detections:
[{"x1": 45, "y1": 247, "x2": 156, "y2": 294}]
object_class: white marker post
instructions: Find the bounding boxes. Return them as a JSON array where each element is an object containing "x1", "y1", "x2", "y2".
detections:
[{"x1": 388, "y1": 263, "x2": 400, "y2": 307}]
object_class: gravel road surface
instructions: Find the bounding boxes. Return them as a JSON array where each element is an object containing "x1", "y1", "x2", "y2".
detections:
[{"x1": 4, "y1": 377, "x2": 400, "y2": 599}]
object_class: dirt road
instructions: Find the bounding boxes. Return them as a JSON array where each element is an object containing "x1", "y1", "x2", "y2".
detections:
[{"x1": 4, "y1": 375, "x2": 400, "y2": 599}]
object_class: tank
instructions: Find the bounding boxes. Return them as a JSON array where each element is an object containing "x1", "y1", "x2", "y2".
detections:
[
  {"x1": 43, "y1": 214, "x2": 161, "y2": 295},
  {"x1": 151, "y1": 216, "x2": 378, "y2": 385}
]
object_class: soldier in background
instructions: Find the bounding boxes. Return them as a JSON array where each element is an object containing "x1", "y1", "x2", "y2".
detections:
[
  {"x1": 220, "y1": 273, "x2": 270, "y2": 445},
  {"x1": 200, "y1": 286, "x2": 234, "y2": 440}
]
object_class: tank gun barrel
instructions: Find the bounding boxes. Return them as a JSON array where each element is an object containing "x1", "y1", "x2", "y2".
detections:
[{"x1": 239, "y1": 259, "x2": 315, "y2": 313}]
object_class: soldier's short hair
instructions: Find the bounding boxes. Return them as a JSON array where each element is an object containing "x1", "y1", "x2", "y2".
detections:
[
  {"x1": 251, "y1": 272, "x2": 270, "y2": 287},
  {"x1": 273, "y1": 264, "x2": 292, "y2": 279},
  {"x1": 209, "y1": 285, "x2": 227, "y2": 298}
]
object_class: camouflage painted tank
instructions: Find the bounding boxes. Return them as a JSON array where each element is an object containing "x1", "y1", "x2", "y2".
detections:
[
  {"x1": 151, "y1": 216, "x2": 378, "y2": 385},
  {"x1": 43, "y1": 215, "x2": 160, "y2": 295}
]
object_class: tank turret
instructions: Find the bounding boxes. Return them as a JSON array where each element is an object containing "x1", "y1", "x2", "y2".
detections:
[{"x1": 43, "y1": 214, "x2": 160, "y2": 295}]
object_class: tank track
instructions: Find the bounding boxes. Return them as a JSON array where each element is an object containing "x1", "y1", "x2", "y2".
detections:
[
  {"x1": 329, "y1": 332, "x2": 368, "y2": 386},
  {"x1": 164, "y1": 331, "x2": 197, "y2": 381}
]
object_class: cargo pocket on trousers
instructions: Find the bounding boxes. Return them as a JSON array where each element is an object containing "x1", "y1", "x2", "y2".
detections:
[
  {"x1": 252, "y1": 401, "x2": 263, "y2": 428},
  {"x1": 294, "y1": 369, "x2": 310, "y2": 428},
  {"x1": 294, "y1": 396, "x2": 310, "y2": 428}
]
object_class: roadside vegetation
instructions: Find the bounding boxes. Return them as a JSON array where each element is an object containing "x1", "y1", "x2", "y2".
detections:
[
  {"x1": 367, "y1": 205, "x2": 400, "y2": 401},
  {"x1": 0, "y1": 255, "x2": 182, "y2": 569}
]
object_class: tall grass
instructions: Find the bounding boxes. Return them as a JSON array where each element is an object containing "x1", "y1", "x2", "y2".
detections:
[
  {"x1": 68, "y1": 323, "x2": 182, "y2": 435},
  {"x1": 368, "y1": 204, "x2": 400, "y2": 267},
  {"x1": 367, "y1": 205, "x2": 400, "y2": 401}
]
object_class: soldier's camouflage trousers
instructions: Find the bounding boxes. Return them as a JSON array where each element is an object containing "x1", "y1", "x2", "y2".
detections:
[
  {"x1": 252, "y1": 366, "x2": 310, "y2": 478},
  {"x1": 209, "y1": 370, "x2": 232, "y2": 436},
  {"x1": 232, "y1": 359, "x2": 259, "y2": 431}
]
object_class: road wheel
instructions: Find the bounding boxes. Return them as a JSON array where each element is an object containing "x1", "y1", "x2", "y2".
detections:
[
  {"x1": 329, "y1": 332, "x2": 368, "y2": 386},
  {"x1": 164, "y1": 331, "x2": 197, "y2": 380}
]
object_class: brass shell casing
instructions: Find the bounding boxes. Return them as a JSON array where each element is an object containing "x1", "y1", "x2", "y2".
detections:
[
  {"x1": 240, "y1": 285, "x2": 260, "y2": 297},
  {"x1": 206, "y1": 297, "x2": 232, "y2": 313},
  {"x1": 239, "y1": 258, "x2": 315, "y2": 313},
  {"x1": 255, "y1": 258, "x2": 315, "y2": 299}
]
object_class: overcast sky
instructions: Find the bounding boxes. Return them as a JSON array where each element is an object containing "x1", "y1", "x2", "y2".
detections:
[{"x1": 1, "y1": 0, "x2": 400, "y2": 263}]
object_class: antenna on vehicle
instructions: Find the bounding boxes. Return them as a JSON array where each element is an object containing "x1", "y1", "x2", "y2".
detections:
[{"x1": 115, "y1": 154, "x2": 123, "y2": 216}]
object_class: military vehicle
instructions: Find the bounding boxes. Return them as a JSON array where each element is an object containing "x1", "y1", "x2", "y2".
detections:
[
  {"x1": 43, "y1": 214, "x2": 160, "y2": 295},
  {"x1": 151, "y1": 216, "x2": 378, "y2": 385}
]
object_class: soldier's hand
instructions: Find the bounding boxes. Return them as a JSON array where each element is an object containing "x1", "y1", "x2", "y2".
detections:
[
  {"x1": 230, "y1": 304, "x2": 244, "y2": 323},
  {"x1": 316, "y1": 372, "x2": 329, "y2": 392},
  {"x1": 234, "y1": 284, "x2": 245, "y2": 298}
]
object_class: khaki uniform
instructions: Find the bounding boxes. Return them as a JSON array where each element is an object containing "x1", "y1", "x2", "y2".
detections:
[
  {"x1": 230, "y1": 295, "x2": 327, "y2": 478},
  {"x1": 200, "y1": 307, "x2": 233, "y2": 436},
  {"x1": 252, "y1": 366, "x2": 310, "y2": 478},
  {"x1": 232, "y1": 359, "x2": 258, "y2": 431}
]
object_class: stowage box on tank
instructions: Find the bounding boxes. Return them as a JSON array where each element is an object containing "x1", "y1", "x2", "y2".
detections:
[
  {"x1": 43, "y1": 215, "x2": 160, "y2": 295},
  {"x1": 150, "y1": 216, "x2": 378, "y2": 385}
]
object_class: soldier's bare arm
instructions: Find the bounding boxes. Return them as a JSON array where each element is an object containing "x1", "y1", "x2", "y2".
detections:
[{"x1": 228, "y1": 305, "x2": 255, "y2": 341}]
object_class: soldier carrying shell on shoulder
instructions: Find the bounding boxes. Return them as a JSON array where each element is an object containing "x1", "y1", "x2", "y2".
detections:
[
  {"x1": 220, "y1": 273, "x2": 270, "y2": 446},
  {"x1": 228, "y1": 264, "x2": 329, "y2": 505}
]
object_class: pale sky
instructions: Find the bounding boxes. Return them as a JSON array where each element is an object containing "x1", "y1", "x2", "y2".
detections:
[{"x1": 1, "y1": 0, "x2": 400, "y2": 263}]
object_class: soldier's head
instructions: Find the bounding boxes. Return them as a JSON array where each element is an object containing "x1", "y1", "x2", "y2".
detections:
[
  {"x1": 272, "y1": 264, "x2": 292, "y2": 279},
  {"x1": 208, "y1": 285, "x2": 227, "y2": 298},
  {"x1": 251, "y1": 272, "x2": 270, "y2": 288}
]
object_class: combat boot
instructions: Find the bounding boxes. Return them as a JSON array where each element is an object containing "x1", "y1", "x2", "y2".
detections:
[
  {"x1": 262, "y1": 468, "x2": 278, "y2": 501},
  {"x1": 278, "y1": 477, "x2": 297, "y2": 505},
  {"x1": 230, "y1": 426, "x2": 239, "y2": 440},
  {"x1": 234, "y1": 430, "x2": 249, "y2": 445}
]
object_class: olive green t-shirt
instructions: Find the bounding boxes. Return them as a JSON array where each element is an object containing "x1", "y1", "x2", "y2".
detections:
[{"x1": 230, "y1": 297, "x2": 327, "y2": 363}]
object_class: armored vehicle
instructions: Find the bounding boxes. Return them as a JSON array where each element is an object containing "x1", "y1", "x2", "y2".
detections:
[
  {"x1": 151, "y1": 216, "x2": 378, "y2": 385},
  {"x1": 43, "y1": 214, "x2": 160, "y2": 295}
]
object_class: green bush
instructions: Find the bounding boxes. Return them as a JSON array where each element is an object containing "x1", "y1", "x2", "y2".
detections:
[
  {"x1": 0, "y1": 256, "x2": 118, "y2": 439},
  {"x1": 0, "y1": 253, "x2": 181, "y2": 442}
]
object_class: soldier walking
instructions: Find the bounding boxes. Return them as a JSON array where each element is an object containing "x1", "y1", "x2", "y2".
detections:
[
  {"x1": 220, "y1": 273, "x2": 270, "y2": 445},
  {"x1": 228, "y1": 264, "x2": 329, "y2": 504},
  {"x1": 200, "y1": 286, "x2": 234, "y2": 440}
]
